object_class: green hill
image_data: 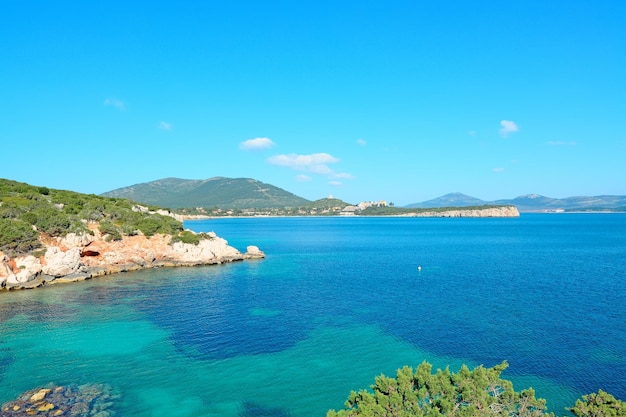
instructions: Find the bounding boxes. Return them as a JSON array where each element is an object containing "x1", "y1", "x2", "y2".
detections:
[
  {"x1": 102, "y1": 177, "x2": 310, "y2": 209},
  {"x1": 0, "y1": 178, "x2": 184, "y2": 257}
]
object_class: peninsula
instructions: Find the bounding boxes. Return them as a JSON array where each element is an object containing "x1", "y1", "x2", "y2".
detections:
[{"x1": 0, "y1": 179, "x2": 264, "y2": 291}]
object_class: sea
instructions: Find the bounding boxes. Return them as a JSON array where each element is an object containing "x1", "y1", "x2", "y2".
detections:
[{"x1": 1, "y1": 214, "x2": 625, "y2": 416}]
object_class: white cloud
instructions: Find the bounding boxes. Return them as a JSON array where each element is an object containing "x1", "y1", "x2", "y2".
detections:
[
  {"x1": 104, "y1": 98, "x2": 125, "y2": 110},
  {"x1": 268, "y1": 153, "x2": 340, "y2": 172},
  {"x1": 329, "y1": 181, "x2": 343, "y2": 187},
  {"x1": 158, "y1": 121, "x2": 173, "y2": 131},
  {"x1": 331, "y1": 172, "x2": 354, "y2": 179},
  {"x1": 499, "y1": 120, "x2": 519, "y2": 137},
  {"x1": 493, "y1": 167, "x2": 505, "y2": 173},
  {"x1": 357, "y1": 139, "x2": 367, "y2": 146},
  {"x1": 268, "y1": 152, "x2": 354, "y2": 182},
  {"x1": 547, "y1": 140, "x2": 576, "y2": 146},
  {"x1": 240, "y1": 137, "x2": 276, "y2": 151}
]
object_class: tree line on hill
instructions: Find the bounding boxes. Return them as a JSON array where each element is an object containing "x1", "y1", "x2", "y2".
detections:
[{"x1": 0, "y1": 179, "x2": 200, "y2": 258}]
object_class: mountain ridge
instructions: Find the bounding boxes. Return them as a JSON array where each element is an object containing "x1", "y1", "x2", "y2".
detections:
[
  {"x1": 102, "y1": 177, "x2": 310, "y2": 209},
  {"x1": 406, "y1": 193, "x2": 626, "y2": 211}
]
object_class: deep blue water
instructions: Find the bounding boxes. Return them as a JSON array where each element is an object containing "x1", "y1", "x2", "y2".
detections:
[{"x1": 0, "y1": 214, "x2": 625, "y2": 416}]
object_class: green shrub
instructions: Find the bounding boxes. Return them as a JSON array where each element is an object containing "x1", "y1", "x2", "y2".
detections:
[
  {"x1": 171, "y1": 230, "x2": 201, "y2": 245},
  {"x1": 569, "y1": 390, "x2": 626, "y2": 417},
  {"x1": 33, "y1": 207, "x2": 72, "y2": 236},
  {"x1": 98, "y1": 220, "x2": 122, "y2": 241},
  {"x1": 0, "y1": 218, "x2": 42, "y2": 256}
]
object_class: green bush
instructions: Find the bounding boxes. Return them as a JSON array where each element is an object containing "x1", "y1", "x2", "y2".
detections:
[
  {"x1": 171, "y1": 230, "x2": 201, "y2": 245},
  {"x1": 328, "y1": 361, "x2": 552, "y2": 417},
  {"x1": 33, "y1": 207, "x2": 72, "y2": 236},
  {"x1": 98, "y1": 220, "x2": 122, "y2": 241},
  {"x1": 0, "y1": 218, "x2": 42, "y2": 256},
  {"x1": 569, "y1": 390, "x2": 626, "y2": 417}
]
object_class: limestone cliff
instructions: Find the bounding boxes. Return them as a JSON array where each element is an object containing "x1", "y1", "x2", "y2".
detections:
[
  {"x1": 403, "y1": 206, "x2": 520, "y2": 218},
  {"x1": 0, "y1": 228, "x2": 264, "y2": 290}
]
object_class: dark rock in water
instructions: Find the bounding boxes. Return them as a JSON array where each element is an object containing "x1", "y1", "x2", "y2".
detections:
[
  {"x1": 239, "y1": 401, "x2": 292, "y2": 417},
  {"x1": 1, "y1": 383, "x2": 118, "y2": 417}
]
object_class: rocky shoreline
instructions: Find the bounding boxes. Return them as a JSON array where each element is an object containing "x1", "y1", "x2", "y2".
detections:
[
  {"x1": 0, "y1": 227, "x2": 264, "y2": 291},
  {"x1": 1, "y1": 383, "x2": 118, "y2": 417},
  {"x1": 401, "y1": 206, "x2": 520, "y2": 217}
]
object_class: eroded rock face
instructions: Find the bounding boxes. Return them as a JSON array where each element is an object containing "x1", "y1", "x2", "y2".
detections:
[
  {"x1": 245, "y1": 245, "x2": 265, "y2": 259},
  {"x1": 59, "y1": 232, "x2": 96, "y2": 248},
  {"x1": 406, "y1": 206, "x2": 520, "y2": 218},
  {"x1": 7, "y1": 255, "x2": 42, "y2": 284},
  {"x1": 1, "y1": 229, "x2": 264, "y2": 290},
  {"x1": 42, "y1": 247, "x2": 82, "y2": 277}
]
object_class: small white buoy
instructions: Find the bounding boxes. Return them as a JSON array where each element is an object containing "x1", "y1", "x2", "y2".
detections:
[{"x1": 418, "y1": 266, "x2": 422, "y2": 272}]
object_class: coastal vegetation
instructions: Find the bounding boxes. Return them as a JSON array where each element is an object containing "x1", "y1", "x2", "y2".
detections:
[
  {"x1": 327, "y1": 361, "x2": 625, "y2": 417},
  {"x1": 0, "y1": 179, "x2": 185, "y2": 257}
]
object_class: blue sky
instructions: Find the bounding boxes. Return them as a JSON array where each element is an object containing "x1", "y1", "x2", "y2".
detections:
[{"x1": 2, "y1": 1, "x2": 625, "y2": 205}]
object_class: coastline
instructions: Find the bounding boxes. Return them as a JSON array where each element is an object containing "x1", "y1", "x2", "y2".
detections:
[
  {"x1": 0, "y1": 231, "x2": 264, "y2": 291},
  {"x1": 179, "y1": 205, "x2": 521, "y2": 220}
]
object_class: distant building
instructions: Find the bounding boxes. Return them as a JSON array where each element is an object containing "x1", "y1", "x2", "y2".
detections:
[
  {"x1": 340, "y1": 206, "x2": 359, "y2": 216},
  {"x1": 356, "y1": 200, "x2": 388, "y2": 209}
]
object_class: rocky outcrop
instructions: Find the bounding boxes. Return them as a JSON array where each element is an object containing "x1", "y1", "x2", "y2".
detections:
[
  {"x1": 1, "y1": 383, "x2": 118, "y2": 416},
  {"x1": 0, "y1": 229, "x2": 265, "y2": 290},
  {"x1": 404, "y1": 206, "x2": 520, "y2": 218}
]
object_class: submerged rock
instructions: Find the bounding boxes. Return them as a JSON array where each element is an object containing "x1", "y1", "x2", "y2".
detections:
[{"x1": 1, "y1": 383, "x2": 118, "y2": 417}]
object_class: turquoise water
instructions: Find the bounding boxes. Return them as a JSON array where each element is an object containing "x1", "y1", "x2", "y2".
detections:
[{"x1": 1, "y1": 214, "x2": 625, "y2": 416}]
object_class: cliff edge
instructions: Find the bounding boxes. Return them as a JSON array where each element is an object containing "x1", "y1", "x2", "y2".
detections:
[{"x1": 0, "y1": 227, "x2": 264, "y2": 290}]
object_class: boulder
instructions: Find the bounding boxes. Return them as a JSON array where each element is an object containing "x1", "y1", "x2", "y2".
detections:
[
  {"x1": 60, "y1": 233, "x2": 95, "y2": 248},
  {"x1": 9, "y1": 255, "x2": 42, "y2": 284},
  {"x1": 42, "y1": 247, "x2": 82, "y2": 277},
  {"x1": 245, "y1": 245, "x2": 265, "y2": 259}
]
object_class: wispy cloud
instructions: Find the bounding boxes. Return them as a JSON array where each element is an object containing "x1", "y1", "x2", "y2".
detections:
[
  {"x1": 158, "y1": 121, "x2": 173, "y2": 131},
  {"x1": 331, "y1": 172, "x2": 354, "y2": 179},
  {"x1": 356, "y1": 139, "x2": 367, "y2": 146},
  {"x1": 493, "y1": 167, "x2": 505, "y2": 173},
  {"x1": 268, "y1": 153, "x2": 340, "y2": 174},
  {"x1": 240, "y1": 137, "x2": 276, "y2": 151},
  {"x1": 104, "y1": 98, "x2": 125, "y2": 110},
  {"x1": 296, "y1": 174, "x2": 312, "y2": 182},
  {"x1": 547, "y1": 140, "x2": 576, "y2": 146},
  {"x1": 329, "y1": 181, "x2": 343, "y2": 187},
  {"x1": 499, "y1": 120, "x2": 519, "y2": 137}
]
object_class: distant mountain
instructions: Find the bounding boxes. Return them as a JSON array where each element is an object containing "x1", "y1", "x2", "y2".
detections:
[
  {"x1": 405, "y1": 192, "x2": 487, "y2": 208},
  {"x1": 492, "y1": 194, "x2": 561, "y2": 211},
  {"x1": 405, "y1": 193, "x2": 626, "y2": 212},
  {"x1": 102, "y1": 177, "x2": 310, "y2": 209}
]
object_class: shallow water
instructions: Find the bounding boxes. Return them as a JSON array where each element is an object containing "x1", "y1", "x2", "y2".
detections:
[{"x1": 1, "y1": 214, "x2": 625, "y2": 416}]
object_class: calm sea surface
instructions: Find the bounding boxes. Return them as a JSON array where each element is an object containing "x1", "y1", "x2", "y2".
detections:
[{"x1": 1, "y1": 214, "x2": 625, "y2": 416}]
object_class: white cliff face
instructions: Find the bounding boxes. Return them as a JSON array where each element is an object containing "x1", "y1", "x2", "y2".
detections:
[
  {"x1": 0, "y1": 229, "x2": 264, "y2": 290},
  {"x1": 42, "y1": 247, "x2": 82, "y2": 277},
  {"x1": 60, "y1": 233, "x2": 96, "y2": 248},
  {"x1": 406, "y1": 206, "x2": 520, "y2": 218},
  {"x1": 5, "y1": 255, "x2": 42, "y2": 285},
  {"x1": 170, "y1": 236, "x2": 241, "y2": 264}
]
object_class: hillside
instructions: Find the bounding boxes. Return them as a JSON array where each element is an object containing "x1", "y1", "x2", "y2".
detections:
[
  {"x1": 102, "y1": 177, "x2": 310, "y2": 209},
  {"x1": 405, "y1": 192, "x2": 487, "y2": 208},
  {"x1": 0, "y1": 178, "x2": 264, "y2": 289},
  {"x1": 406, "y1": 193, "x2": 626, "y2": 212}
]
